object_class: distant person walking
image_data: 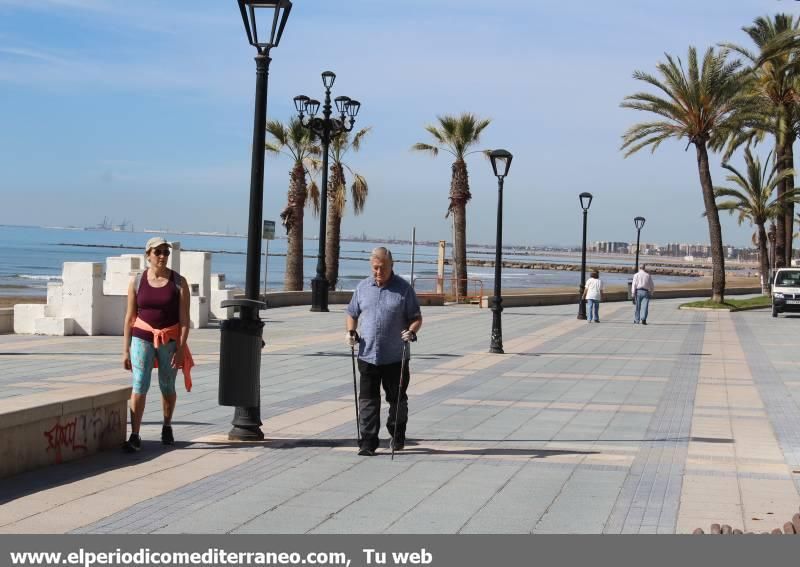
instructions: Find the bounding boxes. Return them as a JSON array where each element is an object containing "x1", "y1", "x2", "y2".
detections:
[
  {"x1": 121, "y1": 237, "x2": 192, "y2": 452},
  {"x1": 632, "y1": 264, "x2": 655, "y2": 325},
  {"x1": 582, "y1": 269, "x2": 605, "y2": 322},
  {"x1": 345, "y1": 247, "x2": 423, "y2": 456}
]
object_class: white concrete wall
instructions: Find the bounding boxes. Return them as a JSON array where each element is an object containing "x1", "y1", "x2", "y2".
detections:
[
  {"x1": 45, "y1": 282, "x2": 63, "y2": 317},
  {"x1": 60, "y1": 262, "x2": 104, "y2": 335},
  {"x1": 96, "y1": 294, "x2": 127, "y2": 336},
  {"x1": 210, "y1": 274, "x2": 237, "y2": 320},
  {"x1": 14, "y1": 304, "x2": 46, "y2": 334},
  {"x1": 180, "y1": 251, "x2": 211, "y2": 298},
  {"x1": 104, "y1": 255, "x2": 142, "y2": 296},
  {"x1": 166, "y1": 241, "x2": 180, "y2": 274},
  {"x1": 12, "y1": 243, "x2": 234, "y2": 335}
]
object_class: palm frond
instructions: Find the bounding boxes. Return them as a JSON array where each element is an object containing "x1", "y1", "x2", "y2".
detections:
[
  {"x1": 306, "y1": 178, "x2": 320, "y2": 217},
  {"x1": 410, "y1": 142, "x2": 440, "y2": 157},
  {"x1": 350, "y1": 174, "x2": 368, "y2": 215}
]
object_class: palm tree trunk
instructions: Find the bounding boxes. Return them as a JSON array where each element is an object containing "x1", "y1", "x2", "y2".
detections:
[
  {"x1": 325, "y1": 163, "x2": 345, "y2": 290},
  {"x1": 695, "y1": 142, "x2": 726, "y2": 302},
  {"x1": 281, "y1": 162, "x2": 306, "y2": 291},
  {"x1": 757, "y1": 222, "x2": 770, "y2": 295},
  {"x1": 449, "y1": 159, "x2": 471, "y2": 298},
  {"x1": 784, "y1": 138, "x2": 795, "y2": 265},
  {"x1": 775, "y1": 137, "x2": 787, "y2": 266}
]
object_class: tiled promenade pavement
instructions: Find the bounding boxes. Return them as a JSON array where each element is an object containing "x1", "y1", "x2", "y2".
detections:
[{"x1": 1, "y1": 298, "x2": 800, "y2": 534}]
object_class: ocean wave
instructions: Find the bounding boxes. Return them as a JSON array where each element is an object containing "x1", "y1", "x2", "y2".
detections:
[{"x1": 16, "y1": 274, "x2": 62, "y2": 281}]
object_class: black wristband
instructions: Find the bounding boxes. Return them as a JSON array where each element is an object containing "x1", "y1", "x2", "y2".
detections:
[{"x1": 408, "y1": 330, "x2": 417, "y2": 342}]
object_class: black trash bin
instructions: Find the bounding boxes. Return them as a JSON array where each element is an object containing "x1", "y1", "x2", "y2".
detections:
[{"x1": 218, "y1": 301, "x2": 265, "y2": 407}]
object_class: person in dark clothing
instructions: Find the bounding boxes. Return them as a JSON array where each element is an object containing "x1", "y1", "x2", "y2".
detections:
[{"x1": 345, "y1": 247, "x2": 423, "y2": 456}]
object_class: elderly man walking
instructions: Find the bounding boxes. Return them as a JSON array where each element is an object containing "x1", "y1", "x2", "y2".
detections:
[
  {"x1": 632, "y1": 264, "x2": 655, "y2": 325},
  {"x1": 345, "y1": 247, "x2": 423, "y2": 456}
]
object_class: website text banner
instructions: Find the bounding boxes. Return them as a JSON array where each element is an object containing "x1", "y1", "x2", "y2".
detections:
[{"x1": 0, "y1": 535, "x2": 789, "y2": 567}]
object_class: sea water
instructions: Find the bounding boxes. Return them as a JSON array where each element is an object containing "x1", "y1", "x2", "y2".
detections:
[{"x1": 0, "y1": 225, "x2": 695, "y2": 296}]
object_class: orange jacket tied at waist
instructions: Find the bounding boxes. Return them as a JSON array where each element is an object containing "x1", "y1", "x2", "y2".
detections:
[{"x1": 132, "y1": 318, "x2": 194, "y2": 392}]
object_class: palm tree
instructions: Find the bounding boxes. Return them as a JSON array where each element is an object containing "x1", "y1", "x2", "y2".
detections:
[
  {"x1": 325, "y1": 127, "x2": 370, "y2": 290},
  {"x1": 411, "y1": 113, "x2": 491, "y2": 298},
  {"x1": 265, "y1": 118, "x2": 320, "y2": 291},
  {"x1": 721, "y1": 14, "x2": 800, "y2": 266},
  {"x1": 621, "y1": 46, "x2": 755, "y2": 303},
  {"x1": 713, "y1": 148, "x2": 796, "y2": 294}
]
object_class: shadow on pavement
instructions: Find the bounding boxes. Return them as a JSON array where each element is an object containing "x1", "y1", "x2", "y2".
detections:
[
  {"x1": 0, "y1": 352, "x2": 115, "y2": 356},
  {"x1": 0, "y1": 440, "x2": 177, "y2": 505},
  {"x1": 261, "y1": 352, "x2": 459, "y2": 359}
]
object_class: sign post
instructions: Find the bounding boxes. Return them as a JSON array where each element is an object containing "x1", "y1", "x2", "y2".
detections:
[{"x1": 263, "y1": 220, "x2": 275, "y2": 297}]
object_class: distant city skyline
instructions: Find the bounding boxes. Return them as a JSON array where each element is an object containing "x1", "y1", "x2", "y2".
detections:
[{"x1": 0, "y1": 0, "x2": 792, "y2": 247}]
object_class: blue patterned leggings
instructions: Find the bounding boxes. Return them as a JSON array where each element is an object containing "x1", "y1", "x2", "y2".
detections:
[{"x1": 130, "y1": 336, "x2": 178, "y2": 396}]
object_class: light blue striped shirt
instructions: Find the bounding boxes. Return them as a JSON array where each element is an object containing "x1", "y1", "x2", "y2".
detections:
[{"x1": 346, "y1": 273, "x2": 422, "y2": 365}]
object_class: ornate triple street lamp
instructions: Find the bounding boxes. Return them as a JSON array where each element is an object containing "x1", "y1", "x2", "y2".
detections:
[
  {"x1": 577, "y1": 192, "x2": 593, "y2": 320},
  {"x1": 218, "y1": 0, "x2": 291, "y2": 441},
  {"x1": 488, "y1": 149, "x2": 512, "y2": 354},
  {"x1": 294, "y1": 73, "x2": 360, "y2": 312},
  {"x1": 634, "y1": 216, "x2": 646, "y2": 272}
]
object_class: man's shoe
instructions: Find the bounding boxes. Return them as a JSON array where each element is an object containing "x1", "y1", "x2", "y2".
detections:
[
  {"x1": 161, "y1": 425, "x2": 174, "y2": 445},
  {"x1": 595, "y1": 319, "x2": 600, "y2": 323},
  {"x1": 358, "y1": 447, "x2": 376, "y2": 457},
  {"x1": 123, "y1": 433, "x2": 141, "y2": 453},
  {"x1": 391, "y1": 437, "x2": 405, "y2": 451},
  {"x1": 642, "y1": 320, "x2": 647, "y2": 325}
]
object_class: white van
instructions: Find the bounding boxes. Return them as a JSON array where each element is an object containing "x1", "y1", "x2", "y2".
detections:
[{"x1": 771, "y1": 268, "x2": 800, "y2": 317}]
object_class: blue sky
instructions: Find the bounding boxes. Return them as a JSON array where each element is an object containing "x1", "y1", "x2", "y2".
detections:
[{"x1": 0, "y1": 0, "x2": 795, "y2": 247}]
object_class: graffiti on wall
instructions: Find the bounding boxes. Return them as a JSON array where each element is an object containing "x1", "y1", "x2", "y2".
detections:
[{"x1": 43, "y1": 407, "x2": 123, "y2": 464}]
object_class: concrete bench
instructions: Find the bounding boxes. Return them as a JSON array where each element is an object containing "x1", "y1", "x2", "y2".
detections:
[{"x1": 0, "y1": 384, "x2": 130, "y2": 478}]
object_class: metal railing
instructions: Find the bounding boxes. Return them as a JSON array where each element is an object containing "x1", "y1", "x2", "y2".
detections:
[{"x1": 413, "y1": 276, "x2": 484, "y2": 307}]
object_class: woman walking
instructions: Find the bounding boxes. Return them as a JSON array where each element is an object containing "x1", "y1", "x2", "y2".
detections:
[
  {"x1": 583, "y1": 269, "x2": 605, "y2": 323},
  {"x1": 121, "y1": 237, "x2": 192, "y2": 452}
]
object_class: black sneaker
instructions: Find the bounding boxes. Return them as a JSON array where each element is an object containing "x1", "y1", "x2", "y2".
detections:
[
  {"x1": 123, "y1": 433, "x2": 141, "y2": 453},
  {"x1": 642, "y1": 320, "x2": 647, "y2": 325},
  {"x1": 391, "y1": 437, "x2": 405, "y2": 451},
  {"x1": 161, "y1": 425, "x2": 174, "y2": 445},
  {"x1": 358, "y1": 447, "x2": 376, "y2": 457}
]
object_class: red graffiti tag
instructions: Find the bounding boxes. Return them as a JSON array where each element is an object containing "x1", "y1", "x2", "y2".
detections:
[{"x1": 44, "y1": 419, "x2": 88, "y2": 463}]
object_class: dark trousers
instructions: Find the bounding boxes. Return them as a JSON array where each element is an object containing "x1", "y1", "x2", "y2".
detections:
[{"x1": 357, "y1": 359, "x2": 411, "y2": 451}]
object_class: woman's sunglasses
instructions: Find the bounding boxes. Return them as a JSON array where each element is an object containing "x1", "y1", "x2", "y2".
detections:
[{"x1": 151, "y1": 248, "x2": 170, "y2": 257}]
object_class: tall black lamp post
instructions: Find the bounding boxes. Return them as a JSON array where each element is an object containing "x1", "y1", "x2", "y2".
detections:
[
  {"x1": 633, "y1": 216, "x2": 646, "y2": 272},
  {"x1": 577, "y1": 192, "x2": 593, "y2": 320},
  {"x1": 488, "y1": 149, "x2": 512, "y2": 354},
  {"x1": 218, "y1": 0, "x2": 291, "y2": 441},
  {"x1": 294, "y1": 74, "x2": 360, "y2": 312}
]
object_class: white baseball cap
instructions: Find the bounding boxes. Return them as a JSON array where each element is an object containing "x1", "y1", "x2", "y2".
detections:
[{"x1": 145, "y1": 237, "x2": 171, "y2": 253}]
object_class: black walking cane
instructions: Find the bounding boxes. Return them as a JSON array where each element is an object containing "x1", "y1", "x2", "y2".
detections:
[
  {"x1": 349, "y1": 331, "x2": 360, "y2": 445},
  {"x1": 392, "y1": 339, "x2": 409, "y2": 461}
]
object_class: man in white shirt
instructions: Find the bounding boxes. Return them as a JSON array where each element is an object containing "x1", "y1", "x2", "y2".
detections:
[
  {"x1": 631, "y1": 265, "x2": 655, "y2": 325},
  {"x1": 582, "y1": 270, "x2": 604, "y2": 322}
]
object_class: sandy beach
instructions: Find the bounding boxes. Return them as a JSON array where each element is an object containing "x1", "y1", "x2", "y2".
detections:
[{"x1": 0, "y1": 296, "x2": 45, "y2": 308}]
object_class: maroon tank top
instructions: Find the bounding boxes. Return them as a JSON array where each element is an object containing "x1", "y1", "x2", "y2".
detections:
[{"x1": 132, "y1": 270, "x2": 180, "y2": 343}]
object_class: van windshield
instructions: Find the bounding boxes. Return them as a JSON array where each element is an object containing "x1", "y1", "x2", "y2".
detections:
[{"x1": 775, "y1": 271, "x2": 800, "y2": 287}]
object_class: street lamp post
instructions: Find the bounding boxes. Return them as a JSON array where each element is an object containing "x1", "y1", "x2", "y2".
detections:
[
  {"x1": 294, "y1": 75, "x2": 360, "y2": 312},
  {"x1": 577, "y1": 192, "x2": 593, "y2": 320},
  {"x1": 218, "y1": 0, "x2": 291, "y2": 441},
  {"x1": 634, "y1": 216, "x2": 646, "y2": 272},
  {"x1": 488, "y1": 149, "x2": 512, "y2": 354}
]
